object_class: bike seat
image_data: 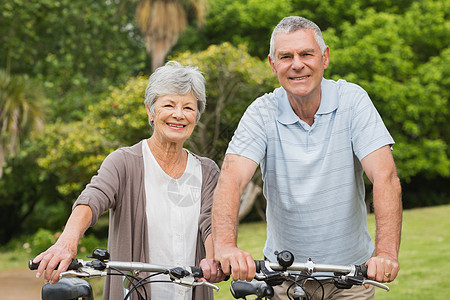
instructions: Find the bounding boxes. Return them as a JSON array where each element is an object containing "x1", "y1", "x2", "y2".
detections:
[{"x1": 42, "y1": 278, "x2": 93, "y2": 300}]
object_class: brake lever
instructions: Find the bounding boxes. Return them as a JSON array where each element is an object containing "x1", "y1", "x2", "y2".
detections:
[
  {"x1": 171, "y1": 276, "x2": 220, "y2": 291},
  {"x1": 254, "y1": 261, "x2": 285, "y2": 286},
  {"x1": 60, "y1": 268, "x2": 106, "y2": 279},
  {"x1": 192, "y1": 281, "x2": 220, "y2": 291},
  {"x1": 362, "y1": 280, "x2": 390, "y2": 291}
]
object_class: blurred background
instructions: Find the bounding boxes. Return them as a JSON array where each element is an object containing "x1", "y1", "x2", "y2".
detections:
[{"x1": 0, "y1": 0, "x2": 448, "y2": 299}]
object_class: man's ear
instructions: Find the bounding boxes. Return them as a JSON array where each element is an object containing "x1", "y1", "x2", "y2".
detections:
[
  {"x1": 323, "y1": 46, "x2": 330, "y2": 70},
  {"x1": 268, "y1": 55, "x2": 278, "y2": 76}
]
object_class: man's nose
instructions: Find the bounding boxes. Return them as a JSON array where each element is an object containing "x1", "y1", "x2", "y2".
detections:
[{"x1": 292, "y1": 55, "x2": 305, "y2": 70}]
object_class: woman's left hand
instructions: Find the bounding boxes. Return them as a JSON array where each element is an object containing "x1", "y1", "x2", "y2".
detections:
[{"x1": 198, "y1": 258, "x2": 227, "y2": 283}]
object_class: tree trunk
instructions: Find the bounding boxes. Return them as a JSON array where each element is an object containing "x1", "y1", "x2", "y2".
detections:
[
  {"x1": 150, "y1": 39, "x2": 169, "y2": 72},
  {"x1": 238, "y1": 181, "x2": 262, "y2": 221}
]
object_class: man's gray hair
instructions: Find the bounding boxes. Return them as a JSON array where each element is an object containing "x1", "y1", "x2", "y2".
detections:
[
  {"x1": 144, "y1": 61, "x2": 206, "y2": 126},
  {"x1": 269, "y1": 16, "x2": 327, "y2": 59}
]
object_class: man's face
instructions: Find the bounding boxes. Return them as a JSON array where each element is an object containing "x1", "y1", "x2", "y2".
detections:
[{"x1": 269, "y1": 29, "x2": 330, "y2": 101}]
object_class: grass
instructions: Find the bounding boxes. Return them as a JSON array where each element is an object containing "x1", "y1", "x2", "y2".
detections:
[{"x1": 2, "y1": 205, "x2": 449, "y2": 299}]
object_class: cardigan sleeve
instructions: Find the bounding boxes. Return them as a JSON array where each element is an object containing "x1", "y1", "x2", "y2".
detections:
[
  {"x1": 73, "y1": 149, "x2": 126, "y2": 226},
  {"x1": 197, "y1": 156, "x2": 220, "y2": 244}
]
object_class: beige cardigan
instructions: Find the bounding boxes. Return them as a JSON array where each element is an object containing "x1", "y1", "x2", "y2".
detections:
[{"x1": 74, "y1": 141, "x2": 219, "y2": 300}]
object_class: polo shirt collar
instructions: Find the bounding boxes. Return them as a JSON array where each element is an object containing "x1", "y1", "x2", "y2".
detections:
[{"x1": 277, "y1": 78, "x2": 339, "y2": 125}]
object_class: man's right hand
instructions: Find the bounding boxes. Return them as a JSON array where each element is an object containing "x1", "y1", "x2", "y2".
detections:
[{"x1": 215, "y1": 245, "x2": 256, "y2": 282}]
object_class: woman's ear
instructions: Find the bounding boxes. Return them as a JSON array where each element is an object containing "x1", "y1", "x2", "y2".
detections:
[
  {"x1": 145, "y1": 105, "x2": 153, "y2": 119},
  {"x1": 145, "y1": 104, "x2": 154, "y2": 126}
]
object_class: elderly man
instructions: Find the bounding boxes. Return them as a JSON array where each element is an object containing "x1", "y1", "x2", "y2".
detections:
[{"x1": 212, "y1": 16, "x2": 402, "y2": 299}]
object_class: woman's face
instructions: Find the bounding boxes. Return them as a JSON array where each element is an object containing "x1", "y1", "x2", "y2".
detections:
[{"x1": 147, "y1": 93, "x2": 198, "y2": 145}]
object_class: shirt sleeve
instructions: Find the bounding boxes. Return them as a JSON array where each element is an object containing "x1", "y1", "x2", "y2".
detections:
[
  {"x1": 350, "y1": 88, "x2": 394, "y2": 161},
  {"x1": 226, "y1": 97, "x2": 269, "y2": 165}
]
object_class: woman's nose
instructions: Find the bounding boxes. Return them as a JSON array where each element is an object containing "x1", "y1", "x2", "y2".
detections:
[{"x1": 172, "y1": 107, "x2": 184, "y2": 119}]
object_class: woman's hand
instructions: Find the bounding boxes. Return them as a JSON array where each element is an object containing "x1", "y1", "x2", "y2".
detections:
[
  {"x1": 32, "y1": 236, "x2": 78, "y2": 284},
  {"x1": 198, "y1": 258, "x2": 227, "y2": 283},
  {"x1": 32, "y1": 205, "x2": 92, "y2": 284}
]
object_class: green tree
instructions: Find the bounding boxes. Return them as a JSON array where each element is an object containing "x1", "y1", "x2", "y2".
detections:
[
  {"x1": 174, "y1": 0, "x2": 293, "y2": 58},
  {"x1": 326, "y1": 2, "x2": 449, "y2": 182},
  {"x1": 0, "y1": 143, "x2": 60, "y2": 243},
  {"x1": 0, "y1": 0, "x2": 146, "y2": 121},
  {"x1": 290, "y1": 0, "x2": 417, "y2": 31},
  {"x1": 0, "y1": 70, "x2": 46, "y2": 178}
]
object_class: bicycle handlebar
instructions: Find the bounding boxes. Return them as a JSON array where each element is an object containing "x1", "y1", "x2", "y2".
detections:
[
  {"x1": 255, "y1": 260, "x2": 367, "y2": 276},
  {"x1": 29, "y1": 249, "x2": 219, "y2": 292},
  {"x1": 231, "y1": 251, "x2": 389, "y2": 299}
]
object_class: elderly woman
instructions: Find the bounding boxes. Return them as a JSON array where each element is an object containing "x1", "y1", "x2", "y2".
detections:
[{"x1": 33, "y1": 61, "x2": 224, "y2": 299}]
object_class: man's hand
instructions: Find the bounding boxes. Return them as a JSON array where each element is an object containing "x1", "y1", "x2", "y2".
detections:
[
  {"x1": 366, "y1": 254, "x2": 400, "y2": 283},
  {"x1": 215, "y1": 245, "x2": 256, "y2": 282}
]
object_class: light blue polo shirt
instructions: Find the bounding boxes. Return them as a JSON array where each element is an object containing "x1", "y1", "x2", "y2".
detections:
[{"x1": 227, "y1": 78, "x2": 394, "y2": 265}]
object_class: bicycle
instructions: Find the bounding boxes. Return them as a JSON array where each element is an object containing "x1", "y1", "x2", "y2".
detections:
[
  {"x1": 29, "y1": 248, "x2": 219, "y2": 300},
  {"x1": 230, "y1": 250, "x2": 390, "y2": 300}
]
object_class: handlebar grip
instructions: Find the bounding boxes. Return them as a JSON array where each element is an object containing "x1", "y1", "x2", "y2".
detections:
[
  {"x1": 230, "y1": 280, "x2": 274, "y2": 299},
  {"x1": 28, "y1": 259, "x2": 82, "y2": 271},
  {"x1": 254, "y1": 260, "x2": 264, "y2": 273},
  {"x1": 359, "y1": 264, "x2": 368, "y2": 278},
  {"x1": 28, "y1": 260, "x2": 40, "y2": 270},
  {"x1": 190, "y1": 266, "x2": 203, "y2": 278}
]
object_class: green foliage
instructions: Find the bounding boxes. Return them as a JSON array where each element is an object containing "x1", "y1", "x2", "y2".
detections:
[
  {"x1": 77, "y1": 234, "x2": 108, "y2": 257},
  {"x1": 0, "y1": 0, "x2": 146, "y2": 121},
  {"x1": 5, "y1": 228, "x2": 107, "y2": 257},
  {"x1": 0, "y1": 140, "x2": 62, "y2": 243},
  {"x1": 175, "y1": 0, "x2": 292, "y2": 58},
  {"x1": 290, "y1": 0, "x2": 417, "y2": 30},
  {"x1": 27, "y1": 229, "x2": 58, "y2": 256},
  {"x1": 35, "y1": 121, "x2": 112, "y2": 198},
  {"x1": 88, "y1": 77, "x2": 150, "y2": 146},
  {"x1": 326, "y1": 1, "x2": 450, "y2": 182}
]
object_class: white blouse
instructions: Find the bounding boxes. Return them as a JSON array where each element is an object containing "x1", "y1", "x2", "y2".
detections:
[{"x1": 142, "y1": 141, "x2": 202, "y2": 300}]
